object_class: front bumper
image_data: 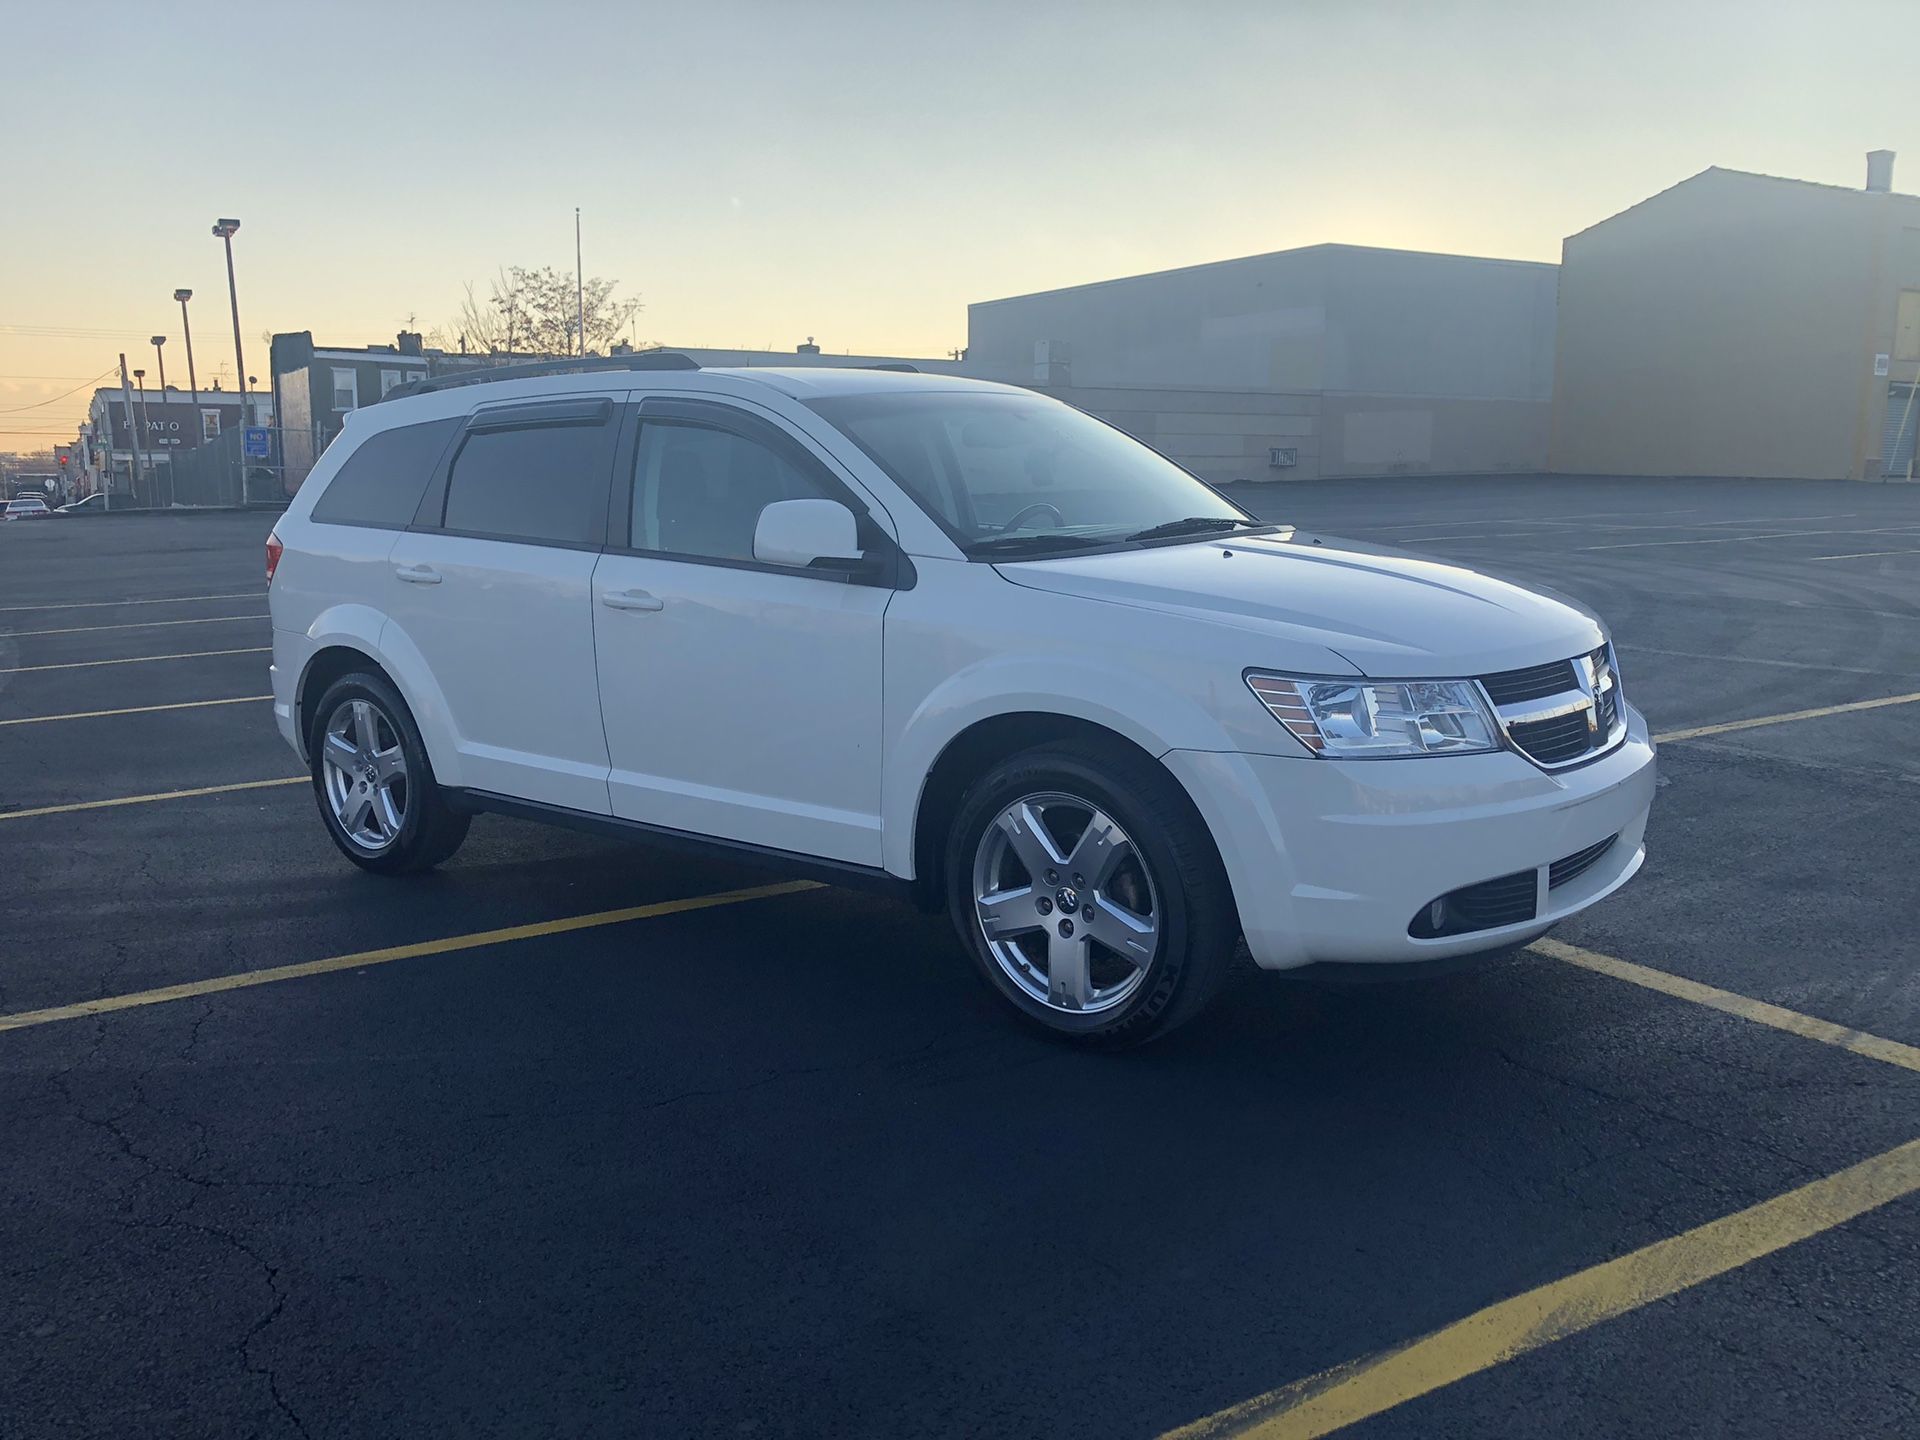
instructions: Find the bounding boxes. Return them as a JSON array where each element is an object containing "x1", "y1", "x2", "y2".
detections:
[{"x1": 1164, "y1": 703, "x2": 1656, "y2": 971}]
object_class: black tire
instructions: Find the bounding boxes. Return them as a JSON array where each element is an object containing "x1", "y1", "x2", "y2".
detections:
[
  {"x1": 308, "y1": 671, "x2": 470, "y2": 875},
  {"x1": 944, "y1": 740, "x2": 1238, "y2": 1047}
]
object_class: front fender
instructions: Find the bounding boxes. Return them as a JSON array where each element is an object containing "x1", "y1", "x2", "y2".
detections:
[{"x1": 882, "y1": 654, "x2": 1246, "y2": 878}]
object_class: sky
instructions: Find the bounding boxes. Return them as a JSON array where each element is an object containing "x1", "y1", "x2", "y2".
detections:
[{"x1": 3, "y1": 0, "x2": 1915, "y2": 448}]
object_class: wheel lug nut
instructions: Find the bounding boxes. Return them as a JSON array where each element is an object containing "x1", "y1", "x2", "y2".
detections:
[
  {"x1": 1037, "y1": 897, "x2": 1053, "y2": 914},
  {"x1": 1058, "y1": 919, "x2": 1074, "y2": 938},
  {"x1": 1083, "y1": 903, "x2": 1094, "y2": 917},
  {"x1": 1044, "y1": 869, "x2": 1059, "y2": 885},
  {"x1": 1072, "y1": 873, "x2": 1085, "y2": 887}
]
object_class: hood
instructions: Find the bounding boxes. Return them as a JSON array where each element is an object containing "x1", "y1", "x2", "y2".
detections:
[{"x1": 994, "y1": 529, "x2": 1606, "y2": 676}]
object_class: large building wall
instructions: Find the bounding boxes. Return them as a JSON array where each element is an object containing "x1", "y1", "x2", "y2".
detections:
[
  {"x1": 1550, "y1": 168, "x2": 1920, "y2": 480},
  {"x1": 1027, "y1": 384, "x2": 1322, "y2": 487},
  {"x1": 967, "y1": 245, "x2": 1555, "y2": 480}
]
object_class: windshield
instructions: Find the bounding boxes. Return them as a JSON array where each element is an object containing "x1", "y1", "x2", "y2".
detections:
[{"x1": 809, "y1": 390, "x2": 1257, "y2": 555}]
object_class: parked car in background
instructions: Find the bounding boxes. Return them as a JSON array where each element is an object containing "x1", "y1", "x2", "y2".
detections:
[
  {"x1": 3, "y1": 495, "x2": 52, "y2": 521},
  {"x1": 54, "y1": 493, "x2": 129, "y2": 515},
  {"x1": 267, "y1": 359, "x2": 1656, "y2": 1046}
]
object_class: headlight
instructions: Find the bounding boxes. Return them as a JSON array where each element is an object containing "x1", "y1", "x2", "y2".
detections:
[{"x1": 1246, "y1": 673, "x2": 1501, "y2": 758}]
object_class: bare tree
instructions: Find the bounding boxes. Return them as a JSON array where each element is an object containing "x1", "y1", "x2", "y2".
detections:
[
  {"x1": 428, "y1": 269, "x2": 522, "y2": 355},
  {"x1": 429, "y1": 265, "x2": 643, "y2": 357}
]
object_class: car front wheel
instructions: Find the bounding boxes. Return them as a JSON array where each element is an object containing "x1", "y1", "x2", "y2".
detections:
[{"x1": 945, "y1": 741, "x2": 1237, "y2": 1046}]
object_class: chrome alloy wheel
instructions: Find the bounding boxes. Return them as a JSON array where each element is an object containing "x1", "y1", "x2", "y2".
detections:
[
  {"x1": 970, "y1": 792, "x2": 1161, "y2": 1014},
  {"x1": 321, "y1": 698, "x2": 409, "y2": 853}
]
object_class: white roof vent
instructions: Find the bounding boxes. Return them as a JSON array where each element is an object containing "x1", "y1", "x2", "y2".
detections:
[{"x1": 1867, "y1": 149, "x2": 1895, "y2": 193}]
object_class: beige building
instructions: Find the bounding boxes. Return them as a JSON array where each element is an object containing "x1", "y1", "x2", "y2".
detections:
[
  {"x1": 1551, "y1": 153, "x2": 1920, "y2": 480},
  {"x1": 965, "y1": 244, "x2": 1559, "y2": 484}
]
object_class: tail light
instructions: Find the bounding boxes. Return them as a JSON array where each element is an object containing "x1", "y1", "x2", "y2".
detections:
[{"x1": 265, "y1": 532, "x2": 284, "y2": 583}]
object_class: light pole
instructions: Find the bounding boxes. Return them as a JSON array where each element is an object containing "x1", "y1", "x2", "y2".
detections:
[
  {"x1": 133, "y1": 367, "x2": 151, "y2": 500},
  {"x1": 150, "y1": 337, "x2": 171, "y2": 506},
  {"x1": 173, "y1": 289, "x2": 199, "y2": 408},
  {"x1": 212, "y1": 218, "x2": 246, "y2": 425}
]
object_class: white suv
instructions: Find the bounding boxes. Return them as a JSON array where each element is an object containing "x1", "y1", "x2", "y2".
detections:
[{"x1": 268, "y1": 358, "x2": 1654, "y2": 1045}]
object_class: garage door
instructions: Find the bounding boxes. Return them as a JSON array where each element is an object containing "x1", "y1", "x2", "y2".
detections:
[{"x1": 1882, "y1": 385, "x2": 1918, "y2": 477}]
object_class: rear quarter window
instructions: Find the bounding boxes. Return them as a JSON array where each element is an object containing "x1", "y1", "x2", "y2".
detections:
[{"x1": 309, "y1": 417, "x2": 459, "y2": 528}]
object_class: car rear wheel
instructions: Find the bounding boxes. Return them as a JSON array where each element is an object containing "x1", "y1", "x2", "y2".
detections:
[
  {"x1": 945, "y1": 741, "x2": 1237, "y2": 1046},
  {"x1": 309, "y1": 672, "x2": 469, "y2": 875}
]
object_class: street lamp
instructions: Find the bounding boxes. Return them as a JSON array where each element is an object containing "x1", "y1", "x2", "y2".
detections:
[
  {"x1": 212, "y1": 218, "x2": 246, "y2": 424},
  {"x1": 150, "y1": 336, "x2": 171, "y2": 506},
  {"x1": 173, "y1": 289, "x2": 199, "y2": 407},
  {"x1": 133, "y1": 367, "x2": 151, "y2": 497}
]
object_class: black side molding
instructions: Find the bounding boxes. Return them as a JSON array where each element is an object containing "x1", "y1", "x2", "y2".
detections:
[{"x1": 444, "y1": 789, "x2": 914, "y2": 902}]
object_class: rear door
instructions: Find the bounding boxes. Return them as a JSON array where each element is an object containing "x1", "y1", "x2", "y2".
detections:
[{"x1": 385, "y1": 395, "x2": 619, "y2": 814}]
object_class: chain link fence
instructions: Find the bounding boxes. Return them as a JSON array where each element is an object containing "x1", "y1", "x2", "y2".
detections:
[{"x1": 140, "y1": 424, "x2": 297, "y2": 507}]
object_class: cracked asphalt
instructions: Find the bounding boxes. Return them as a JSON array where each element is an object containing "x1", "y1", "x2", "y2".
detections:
[{"x1": 2, "y1": 483, "x2": 1917, "y2": 1439}]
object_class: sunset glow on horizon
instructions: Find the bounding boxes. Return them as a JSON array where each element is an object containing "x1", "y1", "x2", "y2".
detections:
[{"x1": 4, "y1": 0, "x2": 1913, "y2": 447}]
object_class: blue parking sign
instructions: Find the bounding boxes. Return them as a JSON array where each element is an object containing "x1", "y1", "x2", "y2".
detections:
[{"x1": 243, "y1": 427, "x2": 270, "y2": 458}]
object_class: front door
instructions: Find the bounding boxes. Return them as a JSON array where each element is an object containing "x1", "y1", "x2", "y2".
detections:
[
  {"x1": 385, "y1": 396, "x2": 619, "y2": 814},
  {"x1": 592, "y1": 399, "x2": 890, "y2": 865}
]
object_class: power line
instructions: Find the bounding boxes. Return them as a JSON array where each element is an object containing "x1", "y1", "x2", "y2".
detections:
[
  {"x1": 0, "y1": 322, "x2": 161, "y2": 339},
  {"x1": 0, "y1": 367, "x2": 119, "y2": 416}
]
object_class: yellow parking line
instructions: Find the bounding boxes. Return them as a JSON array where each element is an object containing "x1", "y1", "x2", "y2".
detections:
[
  {"x1": 0, "y1": 776, "x2": 305, "y2": 822},
  {"x1": 0, "y1": 879, "x2": 822, "y2": 1035},
  {"x1": 1165, "y1": 938, "x2": 1920, "y2": 1439},
  {"x1": 0, "y1": 591, "x2": 264, "y2": 613},
  {"x1": 0, "y1": 646, "x2": 270, "y2": 674},
  {"x1": 1161, "y1": 1136, "x2": 1920, "y2": 1440},
  {"x1": 1531, "y1": 937, "x2": 1920, "y2": 1075},
  {"x1": 0, "y1": 695, "x2": 271, "y2": 726},
  {"x1": 5, "y1": 613, "x2": 267, "y2": 638},
  {"x1": 1654, "y1": 690, "x2": 1920, "y2": 744}
]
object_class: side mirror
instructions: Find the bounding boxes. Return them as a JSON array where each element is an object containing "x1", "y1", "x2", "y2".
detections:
[{"x1": 754, "y1": 498, "x2": 867, "y2": 571}]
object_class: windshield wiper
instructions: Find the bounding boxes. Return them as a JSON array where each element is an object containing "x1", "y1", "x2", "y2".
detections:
[
  {"x1": 965, "y1": 532, "x2": 1113, "y2": 557},
  {"x1": 1124, "y1": 516, "x2": 1260, "y2": 543}
]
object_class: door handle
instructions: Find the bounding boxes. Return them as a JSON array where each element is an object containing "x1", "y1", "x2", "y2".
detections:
[
  {"x1": 395, "y1": 564, "x2": 442, "y2": 585},
  {"x1": 602, "y1": 588, "x2": 665, "y2": 612}
]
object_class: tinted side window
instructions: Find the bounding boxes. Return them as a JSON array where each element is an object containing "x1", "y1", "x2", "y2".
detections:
[
  {"x1": 443, "y1": 422, "x2": 606, "y2": 545},
  {"x1": 630, "y1": 421, "x2": 831, "y2": 561},
  {"x1": 309, "y1": 418, "x2": 457, "y2": 528}
]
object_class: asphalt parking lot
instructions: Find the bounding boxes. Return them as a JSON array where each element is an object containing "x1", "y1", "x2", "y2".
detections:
[{"x1": 2, "y1": 480, "x2": 1917, "y2": 1439}]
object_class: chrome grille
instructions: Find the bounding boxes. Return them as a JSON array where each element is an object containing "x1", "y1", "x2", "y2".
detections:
[
  {"x1": 1509, "y1": 710, "x2": 1592, "y2": 764},
  {"x1": 1481, "y1": 660, "x2": 1578, "y2": 706},
  {"x1": 1480, "y1": 644, "x2": 1624, "y2": 769}
]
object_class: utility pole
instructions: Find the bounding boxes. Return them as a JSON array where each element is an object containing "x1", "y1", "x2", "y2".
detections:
[
  {"x1": 117, "y1": 354, "x2": 144, "y2": 502},
  {"x1": 575, "y1": 206, "x2": 585, "y2": 356}
]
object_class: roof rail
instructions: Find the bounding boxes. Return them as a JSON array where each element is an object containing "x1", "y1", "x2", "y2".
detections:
[
  {"x1": 379, "y1": 351, "x2": 700, "y2": 403},
  {"x1": 859, "y1": 363, "x2": 920, "y2": 373}
]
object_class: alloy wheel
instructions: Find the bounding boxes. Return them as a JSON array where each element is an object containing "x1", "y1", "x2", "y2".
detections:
[
  {"x1": 320, "y1": 698, "x2": 409, "y2": 852},
  {"x1": 970, "y1": 791, "x2": 1161, "y2": 1014}
]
